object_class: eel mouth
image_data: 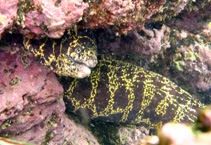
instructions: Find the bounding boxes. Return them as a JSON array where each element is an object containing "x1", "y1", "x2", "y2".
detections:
[
  {"x1": 73, "y1": 58, "x2": 98, "y2": 79},
  {"x1": 76, "y1": 65, "x2": 91, "y2": 79},
  {"x1": 83, "y1": 58, "x2": 98, "y2": 68}
]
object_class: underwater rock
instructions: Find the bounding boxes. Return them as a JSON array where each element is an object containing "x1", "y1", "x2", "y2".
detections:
[
  {"x1": 13, "y1": 113, "x2": 99, "y2": 145},
  {"x1": 117, "y1": 126, "x2": 149, "y2": 145},
  {"x1": 60, "y1": 55, "x2": 204, "y2": 133},
  {"x1": 2, "y1": 0, "x2": 207, "y2": 39},
  {"x1": 0, "y1": 0, "x2": 19, "y2": 39},
  {"x1": 0, "y1": 49, "x2": 63, "y2": 134},
  {"x1": 166, "y1": 1, "x2": 211, "y2": 34},
  {"x1": 0, "y1": 50, "x2": 63, "y2": 127},
  {"x1": 18, "y1": 0, "x2": 88, "y2": 39},
  {"x1": 81, "y1": 0, "x2": 166, "y2": 34},
  {"x1": 96, "y1": 25, "x2": 170, "y2": 57},
  {"x1": 170, "y1": 29, "x2": 211, "y2": 92},
  {"x1": 0, "y1": 50, "x2": 99, "y2": 144},
  {"x1": 23, "y1": 30, "x2": 98, "y2": 78},
  {"x1": 146, "y1": 0, "x2": 190, "y2": 24}
]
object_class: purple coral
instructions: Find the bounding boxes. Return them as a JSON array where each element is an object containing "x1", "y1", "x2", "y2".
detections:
[
  {"x1": 0, "y1": 49, "x2": 99, "y2": 144},
  {"x1": 0, "y1": 0, "x2": 19, "y2": 39}
]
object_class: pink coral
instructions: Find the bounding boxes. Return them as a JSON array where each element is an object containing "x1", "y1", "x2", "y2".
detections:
[
  {"x1": 19, "y1": 0, "x2": 88, "y2": 38},
  {"x1": 171, "y1": 30, "x2": 211, "y2": 92},
  {"x1": 166, "y1": 3, "x2": 211, "y2": 33},
  {"x1": 13, "y1": 113, "x2": 99, "y2": 145},
  {"x1": 123, "y1": 25, "x2": 170, "y2": 56},
  {"x1": 0, "y1": 0, "x2": 19, "y2": 39},
  {"x1": 0, "y1": 50, "x2": 99, "y2": 144},
  {"x1": 0, "y1": 49, "x2": 64, "y2": 131},
  {"x1": 96, "y1": 25, "x2": 170, "y2": 56},
  {"x1": 81, "y1": 0, "x2": 166, "y2": 34}
]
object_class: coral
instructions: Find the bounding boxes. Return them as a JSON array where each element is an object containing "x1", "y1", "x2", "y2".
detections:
[
  {"x1": 120, "y1": 25, "x2": 170, "y2": 56},
  {"x1": 147, "y1": 0, "x2": 190, "y2": 23},
  {"x1": 18, "y1": 0, "x2": 88, "y2": 39},
  {"x1": 81, "y1": 0, "x2": 166, "y2": 34},
  {"x1": 13, "y1": 113, "x2": 99, "y2": 145},
  {"x1": 0, "y1": 0, "x2": 19, "y2": 39},
  {"x1": 117, "y1": 126, "x2": 149, "y2": 145},
  {"x1": 2, "y1": 0, "x2": 208, "y2": 38},
  {"x1": 95, "y1": 24, "x2": 171, "y2": 69},
  {"x1": 170, "y1": 29, "x2": 211, "y2": 92},
  {"x1": 0, "y1": 49, "x2": 99, "y2": 144},
  {"x1": 96, "y1": 25, "x2": 169, "y2": 55},
  {"x1": 166, "y1": 1, "x2": 211, "y2": 33}
]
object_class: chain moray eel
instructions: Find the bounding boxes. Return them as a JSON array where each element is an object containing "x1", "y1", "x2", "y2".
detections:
[
  {"x1": 60, "y1": 55, "x2": 205, "y2": 131},
  {"x1": 23, "y1": 30, "x2": 98, "y2": 78}
]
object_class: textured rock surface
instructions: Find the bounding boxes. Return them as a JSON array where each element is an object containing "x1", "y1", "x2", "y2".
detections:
[
  {"x1": 117, "y1": 126, "x2": 149, "y2": 145},
  {"x1": 147, "y1": 0, "x2": 191, "y2": 23},
  {"x1": 170, "y1": 29, "x2": 211, "y2": 93},
  {"x1": 166, "y1": 1, "x2": 211, "y2": 33},
  {"x1": 0, "y1": 50, "x2": 63, "y2": 127},
  {"x1": 0, "y1": 50, "x2": 99, "y2": 144},
  {"x1": 2, "y1": 0, "x2": 206, "y2": 38},
  {"x1": 96, "y1": 25, "x2": 170, "y2": 57},
  {"x1": 81, "y1": 0, "x2": 166, "y2": 34},
  {"x1": 13, "y1": 113, "x2": 99, "y2": 145},
  {"x1": 18, "y1": 0, "x2": 88, "y2": 39},
  {"x1": 0, "y1": 0, "x2": 19, "y2": 39}
]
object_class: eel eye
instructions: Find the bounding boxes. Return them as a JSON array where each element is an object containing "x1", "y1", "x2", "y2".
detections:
[
  {"x1": 76, "y1": 47, "x2": 82, "y2": 53},
  {"x1": 88, "y1": 51, "x2": 94, "y2": 56}
]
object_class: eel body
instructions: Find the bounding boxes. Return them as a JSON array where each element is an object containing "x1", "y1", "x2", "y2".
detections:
[{"x1": 60, "y1": 55, "x2": 204, "y2": 131}]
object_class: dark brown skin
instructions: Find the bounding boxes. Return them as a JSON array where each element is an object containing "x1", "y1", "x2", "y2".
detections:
[
  {"x1": 23, "y1": 30, "x2": 98, "y2": 78},
  {"x1": 60, "y1": 55, "x2": 205, "y2": 132}
]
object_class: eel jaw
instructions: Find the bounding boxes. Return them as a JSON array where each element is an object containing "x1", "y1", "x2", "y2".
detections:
[
  {"x1": 73, "y1": 57, "x2": 98, "y2": 78},
  {"x1": 76, "y1": 64, "x2": 91, "y2": 79},
  {"x1": 84, "y1": 58, "x2": 98, "y2": 68},
  {"x1": 75, "y1": 58, "x2": 98, "y2": 78},
  {"x1": 54, "y1": 56, "x2": 98, "y2": 78}
]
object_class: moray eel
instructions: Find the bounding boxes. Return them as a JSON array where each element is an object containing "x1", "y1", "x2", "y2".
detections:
[
  {"x1": 23, "y1": 30, "x2": 98, "y2": 78},
  {"x1": 60, "y1": 55, "x2": 205, "y2": 131}
]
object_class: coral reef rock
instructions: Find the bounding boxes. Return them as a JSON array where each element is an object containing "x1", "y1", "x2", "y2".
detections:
[
  {"x1": 0, "y1": 50, "x2": 98, "y2": 144},
  {"x1": 170, "y1": 29, "x2": 211, "y2": 92},
  {"x1": 96, "y1": 25, "x2": 170, "y2": 57},
  {"x1": 18, "y1": 0, "x2": 88, "y2": 39},
  {"x1": 0, "y1": 0, "x2": 19, "y2": 39},
  {"x1": 81, "y1": 0, "x2": 166, "y2": 34},
  {"x1": 166, "y1": 1, "x2": 211, "y2": 34},
  {"x1": 117, "y1": 126, "x2": 149, "y2": 145}
]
